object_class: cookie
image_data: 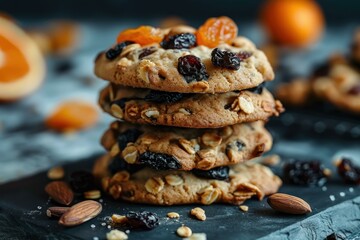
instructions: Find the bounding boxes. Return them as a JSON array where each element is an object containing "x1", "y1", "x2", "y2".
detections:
[
  {"x1": 99, "y1": 84, "x2": 284, "y2": 128},
  {"x1": 94, "y1": 35, "x2": 274, "y2": 94},
  {"x1": 100, "y1": 120, "x2": 272, "y2": 171},
  {"x1": 94, "y1": 154, "x2": 282, "y2": 205}
]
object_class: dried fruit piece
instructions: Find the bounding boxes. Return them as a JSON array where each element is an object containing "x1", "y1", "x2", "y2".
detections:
[
  {"x1": 211, "y1": 48, "x2": 241, "y2": 70},
  {"x1": 45, "y1": 101, "x2": 98, "y2": 132},
  {"x1": 69, "y1": 171, "x2": 96, "y2": 193},
  {"x1": 108, "y1": 156, "x2": 144, "y2": 174},
  {"x1": 59, "y1": 200, "x2": 102, "y2": 226},
  {"x1": 138, "y1": 152, "x2": 181, "y2": 170},
  {"x1": 247, "y1": 82, "x2": 265, "y2": 94},
  {"x1": 144, "y1": 90, "x2": 188, "y2": 103},
  {"x1": 337, "y1": 158, "x2": 360, "y2": 184},
  {"x1": 117, "y1": 129, "x2": 143, "y2": 150},
  {"x1": 267, "y1": 193, "x2": 312, "y2": 215},
  {"x1": 177, "y1": 55, "x2": 209, "y2": 83},
  {"x1": 283, "y1": 160, "x2": 328, "y2": 186},
  {"x1": 196, "y1": 16, "x2": 238, "y2": 48},
  {"x1": 117, "y1": 26, "x2": 163, "y2": 46},
  {"x1": 125, "y1": 211, "x2": 159, "y2": 229},
  {"x1": 192, "y1": 166, "x2": 229, "y2": 180},
  {"x1": 106, "y1": 41, "x2": 134, "y2": 60},
  {"x1": 161, "y1": 33, "x2": 196, "y2": 49},
  {"x1": 45, "y1": 181, "x2": 74, "y2": 206}
]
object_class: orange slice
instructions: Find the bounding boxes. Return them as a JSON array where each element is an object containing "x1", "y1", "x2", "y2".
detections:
[{"x1": 0, "y1": 17, "x2": 45, "y2": 101}]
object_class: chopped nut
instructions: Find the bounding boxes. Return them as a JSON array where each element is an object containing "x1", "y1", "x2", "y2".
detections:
[
  {"x1": 178, "y1": 138, "x2": 196, "y2": 154},
  {"x1": 239, "y1": 205, "x2": 249, "y2": 212},
  {"x1": 111, "y1": 171, "x2": 130, "y2": 184},
  {"x1": 120, "y1": 43, "x2": 141, "y2": 57},
  {"x1": 84, "y1": 190, "x2": 101, "y2": 199},
  {"x1": 191, "y1": 81, "x2": 209, "y2": 92},
  {"x1": 165, "y1": 174, "x2": 184, "y2": 186},
  {"x1": 201, "y1": 132, "x2": 222, "y2": 147},
  {"x1": 111, "y1": 214, "x2": 128, "y2": 224},
  {"x1": 141, "y1": 108, "x2": 160, "y2": 119},
  {"x1": 167, "y1": 212, "x2": 180, "y2": 219},
  {"x1": 184, "y1": 233, "x2": 207, "y2": 240},
  {"x1": 110, "y1": 104, "x2": 124, "y2": 119},
  {"x1": 200, "y1": 187, "x2": 220, "y2": 205},
  {"x1": 261, "y1": 101, "x2": 274, "y2": 113},
  {"x1": 47, "y1": 166, "x2": 65, "y2": 180},
  {"x1": 110, "y1": 143, "x2": 120, "y2": 157},
  {"x1": 122, "y1": 146, "x2": 138, "y2": 164},
  {"x1": 190, "y1": 207, "x2": 206, "y2": 221},
  {"x1": 137, "y1": 60, "x2": 155, "y2": 84},
  {"x1": 106, "y1": 229, "x2": 128, "y2": 240},
  {"x1": 238, "y1": 96, "x2": 254, "y2": 114},
  {"x1": 109, "y1": 184, "x2": 122, "y2": 199},
  {"x1": 145, "y1": 177, "x2": 164, "y2": 194},
  {"x1": 226, "y1": 148, "x2": 237, "y2": 162},
  {"x1": 177, "y1": 225, "x2": 192, "y2": 238}
]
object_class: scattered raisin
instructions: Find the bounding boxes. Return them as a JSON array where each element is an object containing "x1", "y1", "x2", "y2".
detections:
[
  {"x1": 118, "y1": 129, "x2": 143, "y2": 150},
  {"x1": 138, "y1": 152, "x2": 181, "y2": 170},
  {"x1": 177, "y1": 55, "x2": 209, "y2": 83},
  {"x1": 109, "y1": 156, "x2": 143, "y2": 174},
  {"x1": 161, "y1": 33, "x2": 196, "y2": 49},
  {"x1": 337, "y1": 158, "x2": 360, "y2": 184},
  {"x1": 247, "y1": 82, "x2": 265, "y2": 94},
  {"x1": 144, "y1": 90, "x2": 188, "y2": 103},
  {"x1": 237, "y1": 51, "x2": 252, "y2": 61},
  {"x1": 126, "y1": 211, "x2": 159, "y2": 230},
  {"x1": 138, "y1": 47, "x2": 157, "y2": 60},
  {"x1": 283, "y1": 160, "x2": 328, "y2": 186},
  {"x1": 106, "y1": 41, "x2": 134, "y2": 60},
  {"x1": 69, "y1": 171, "x2": 96, "y2": 193},
  {"x1": 192, "y1": 166, "x2": 229, "y2": 180},
  {"x1": 347, "y1": 85, "x2": 360, "y2": 95},
  {"x1": 211, "y1": 48, "x2": 241, "y2": 70}
]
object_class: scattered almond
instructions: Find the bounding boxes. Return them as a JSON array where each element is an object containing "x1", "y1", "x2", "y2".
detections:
[
  {"x1": 106, "y1": 229, "x2": 128, "y2": 240},
  {"x1": 239, "y1": 205, "x2": 249, "y2": 212},
  {"x1": 46, "y1": 206, "x2": 70, "y2": 218},
  {"x1": 167, "y1": 212, "x2": 180, "y2": 219},
  {"x1": 190, "y1": 207, "x2": 206, "y2": 221},
  {"x1": 47, "y1": 166, "x2": 65, "y2": 180},
  {"x1": 45, "y1": 181, "x2": 74, "y2": 206},
  {"x1": 177, "y1": 225, "x2": 192, "y2": 238},
  {"x1": 267, "y1": 193, "x2": 312, "y2": 215},
  {"x1": 59, "y1": 200, "x2": 102, "y2": 226}
]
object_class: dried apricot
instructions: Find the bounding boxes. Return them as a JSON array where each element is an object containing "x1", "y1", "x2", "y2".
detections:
[
  {"x1": 117, "y1": 26, "x2": 163, "y2": 46},
  {"x1": 46, "y1": 101, "x2": 99, "y2": 132},
  {"x1": 196, "y1": 16, "x2": 238, "y2": 48}
]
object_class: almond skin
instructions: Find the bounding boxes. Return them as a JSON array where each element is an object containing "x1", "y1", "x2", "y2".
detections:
[
  {"x1": 267, "y1": 193, "x2": 312, "y2": 215},
  {"x1": 45, "y1": 181, "x2": 74, "y2": 206},
  {"x1": 59, "y1": 200, "x2": 102, "y2": 226}
]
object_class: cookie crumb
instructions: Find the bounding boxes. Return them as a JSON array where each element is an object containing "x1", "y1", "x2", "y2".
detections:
[
  {"x1": 339, "y1": 192, "x2": 345, "y2": 197},
  {"x1": 106, "y1": 229, "x2": 128, "y2": 240},
  {"x1": 190, "y1": 207, "x2": 206, "y2": 221},
  {"x1": 167, "y1": 212, "x2": 180, "y2": 219},
  {"x1": 177, "y1": 225, "x2": 192, "y2": 238},
  {"x1": 111, "y1": 214, "x2": 127, "y2": 224},
  {"x1": 322, "y1": 186, "x2": 327, "y2": 191},
  {"x1": 184, "y1": 233, "x2": 207, "y2": 240},
  {"x1": 349, "y1": 187, "x2": 354, "y2": 192},
  {"x1": 329, "y1": 195, "x2": 335, "y2": 201},
  {"x1": 239, "y1": 205, "x2": 249, "y2": 212}
]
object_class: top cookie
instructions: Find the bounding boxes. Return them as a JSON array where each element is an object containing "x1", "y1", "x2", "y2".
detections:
[{"x1": 94, "y1": 21, "x2": 274, "y2": 93}]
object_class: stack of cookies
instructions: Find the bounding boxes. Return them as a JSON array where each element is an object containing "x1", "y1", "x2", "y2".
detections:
[{"x1": 94, "y1": 17, "x2": 284, "y2": 205}]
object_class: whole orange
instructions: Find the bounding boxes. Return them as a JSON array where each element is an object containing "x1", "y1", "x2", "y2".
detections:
[{"x1": 260, "y1": 0, "x2": 325, "y2": 47}]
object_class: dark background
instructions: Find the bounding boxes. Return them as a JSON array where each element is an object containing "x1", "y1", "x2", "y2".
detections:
[{"x1": 1, "y1": 0, "x2": 359, "y2": 23}]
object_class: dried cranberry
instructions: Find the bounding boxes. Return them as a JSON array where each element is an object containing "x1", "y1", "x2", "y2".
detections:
[
  {"x1": 161, "y1": 33, "x2": 196, "y2": 49},
  {"x1": 211, "y1": 48, "x2": 241, "y2": 70},
  {"x1": 106, "y1": 41, "x2": 134, "y2": 60},
  {"x1": 347, "y1": 85, "x2": 360, "y2": 95},
  {"x1": 177, "y1": 55, "x2": 209, "y2": 83},
  {"x1": 144, "y1": 90, "x2": 188, "y2": 103},
  {"x1": 247, "y1": 82, "x2": 265, "y2": 94},
  {"x1": 337, "y1": 158, "x2": 360, "y2": 184},
  {"x1": 138, "y1": 152, "x2": 181, "y2": 170},
  {"x1": 237, "y1": 51, "x2": 252, "y2": 61},
  {"x1": 283, "y1": 160, "x2": 328, "y2": 187},
  {"x1": 69, "y1": 171, "x2": 96, "y2": 193},
  {"x1": 109, "y1": 156, "x2": 143, "y2": 174},
  {"x1": 193, "y1": 166, "x2": 229, "y2": 180},
  {"x1": 139, "y1": 47, "x2": 157, "y2": 60},
  {"x1": 126, "y1": 211, "x2": 159, "y2": 230}
]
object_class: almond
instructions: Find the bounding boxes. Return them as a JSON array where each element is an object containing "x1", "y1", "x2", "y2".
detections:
[
  {"x1": 45, "y1": 181, "x2": 74, "y2": 206},
  {"x1": 267, "y1": 193, "x2": 312, "y2": 215},
  {"x1": 46, "y1": 206, "x2": 70, "y2": 218},
  {"x1": 59, "y1": 200, "x2": 102, "y2": 226}
]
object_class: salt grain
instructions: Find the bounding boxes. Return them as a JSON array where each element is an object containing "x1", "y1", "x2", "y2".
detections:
[
  {"x1": 329, "y1": 195, "x2": 335, "y2": 201},
  {"x1": 349, "y1": 187, "x2": 354, "y2": 193},
  {"x1": 99, "y1": 199, "x2": 103, "y2": 203},
  {"x1": 322, "y1": 186, "x2": 327, "y2": 191},
  {"x1": 125, "y1": 230, "x2": 130, "y2": 234},
  {"x1": 93, "y1": 237, "x2": 99, "y2": 240},
  {"x1": 91, "y1": 224, "x2": 96, "y2": 229},
  {"x1": 107, "y1": 225, "x2": 111, "y2": 229},
  {"x1": 339, "y1": 192, "x2": 345, "y2": 197},
  {"x1": 37, "y1": 206, "x2": 42, "y2": 210},
  {"x1": 101, "y1": 222, "x2": 106, "y2": 226}
]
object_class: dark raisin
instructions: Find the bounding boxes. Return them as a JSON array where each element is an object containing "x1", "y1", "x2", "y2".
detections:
[
  {"x1": 283, "y1": 160, "x2": 328, "y2": 187},
  {"x1": 139, "y1": 47, "x2": 157, "y2": 60},
  {"x1": 106, "y1": 41, "x2": 134, "y2": 60},
  {"x1": 161, "y1": 33, "x2": 196, "y2": 49},
  {"x1": 144, "y1": 90, "x2": 188, "y2": 103},
  {"x1": 108, "y1": 156, "x2": 143, "y2": 174},
  {"x1": 122, "y1": 190, "x2": 135, "y2": 198},
  {"x1": 211, "y1": 48, "x2": 241, "y2": 70},
  {"x1": 312, "y1": 62, "x2": 330, "y2": 78},
  {"x1": 138, "y1": 152, "x2": 181, "y2": 170},
  {"x1": 69, "y1": 171, "x2": 96, "y2": 193},
  {"x1": 126, "y1": 211, "x2": 159, "y2": 230},
  {"x1": 347, "y1": 85, "x2": 360, "y2": 95},
  {"x1": 237, "y1": 51, "x2": 253, "y2": 61},
  {"x1": 111, "y1": 99, "x2": 128, "y2": 109},
  {"x1": 235, "y1": 140, "x2": 246, "y2": 151},
  {"x1": 247, "y1": 82, "x2": 265, "y2": 94},
  {"x1": 337, "y1": 158, "x2": 360, "y2": 184},
  {"x1": 118, "y1": 129, "x2": 143, "y2": 150},
  {"x1": 177, "y1": 55, "x2": 209, "y2": 83},
  {"x1": 192, "y1": 166, "x2": 229, "y2": 180},
  {"x1": 55, "y1": 60, "x2": 74, "y2": 74}
]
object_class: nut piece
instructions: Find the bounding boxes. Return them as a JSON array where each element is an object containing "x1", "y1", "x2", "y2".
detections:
[
  {"x1": 239, "y1": 205, "x2": 249, "y2": 212},
  {"x1": 110, "y1": 104, "x2": 124, "y2": 119},
  {"x1": 177, "y1": 225, "x2": 192, "y2": 238},
  {"x1": 110, "y1": 143, "x2": 120, "y2": 157},
  {"x1": 145, "y1": 177, "x2": 165, "y2": 194},
  {"x1": 84, "y1": 190, "x2": 101, "y2": 199},
  {"x1": 46, "y1": 206, "x2": 70, "y2": 218},
  {"x1": 167, "y1": 212, "x2": 180, "y2": 219},
  {"x1": 238, "y1": 96, "x2": 254, "y2": 114},
  {"x1": 141, "y1": 108, "x2": 159, "y2": 119},
  {"x1": 111, "y1": 214, "x2": 128, "y2": 224},
  {"x1": 45, "y1": 181, "x2": 74, "y2": 206},
  {"x1": 199, "y1": 186, "x2": 221, "y2": 205},
  {"x1": 201, "y1": 133, "x2": 222, "y2": 147},
  {"x1": 165, "y1": 174, "x2": 184, "y2": 186},
  {"x1": 111, "y1": 171, "x2": 130, "y2": 184},
  {"x1": 47, "y1": 166, "x2": 65, "y2": 180},
  {"x1": 59, "y1": 200, "x2": 102, "y2": 226},
  {"x1": 184, "y1": 233, "x2": 207, "y2": 240},
  {"x1": 122, "y1": 146, "x2": 138, "y2": 164},
  {"x1": 267, "y1": 193, "x2": 312, "y2": 215},
  {"x1": 178, "y1": 138, "x2": 196, "y2": 154},
  {"x1": 190, "y1": 207, "x2": 206, "y2": 221},
  {"x1": 106, "y1": 229, "x2": 128, "y2": 240}
]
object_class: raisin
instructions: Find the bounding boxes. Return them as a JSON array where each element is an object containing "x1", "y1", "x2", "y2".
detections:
[
  {"x1": 109, "y1": 156, "x2": 143, "y2": 174},
  {"x1": 283, "y1": 160, "x2": 328, "y2": 186},
  {"x1": 337, "y1": 158, "x2": 360, "y2": 184},
  {"x1": 311, "y1": 62, "x2": 330, "y2": 78},
  {"x1": 211, "y1": 48, "x2": 241, "y2": 70},
  {"x1": 138, "y1": 47, "x2": 157, "y2": 60},
  {"x1": 105, "y1": 41, "x2": 134, "y2": 60},
  {"x1": 247, "y1": 82, "x2": 265, "y2": 94},
  {"x1": 118, "y1": 129, "x2": 143, "y2": 150},
  {"x1": 237, "y1": 51, "x2": 252, "y2": 61},
  {"x1": 69, "y1": 171, "x2": 96, "y2": 193},
  {"x1": 144, "y1": 90, "x2": 188, "y2": 103},
  {"x1": 138, "y1": 152, "x2": 181, "y2": 170},
  {"x1": 347, "y1": 85, "x2": 360, "y2": 95},
  {"x1": 161, "y1": 33, "x2": 196, "y2": 49},
  {"x1": 192, "y1": 166, "x2": 229, "y2": 180},
  {"x1": 126, "y1": 211, "x2": 159, "y2": 230},
  {"x1": 177, "y1": 55, "x2": 209, "y2": 83}
]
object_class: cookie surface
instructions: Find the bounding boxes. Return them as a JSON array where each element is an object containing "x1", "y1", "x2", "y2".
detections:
[
  {"x1": 94, "y1": 154, "x2": 282, "y2": 205},
  {"x1": 94, "y1": 36, "x2": 274, "y2": 94},
  {"x1": 100, "y1": 120, "x2": 272, "y2": 171},
  {"x1": 99, "y1": 84, "x2": 284, "y2": 128}
]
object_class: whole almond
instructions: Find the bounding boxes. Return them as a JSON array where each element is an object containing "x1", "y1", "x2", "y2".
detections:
[
  {"x1": 45, "y1": 181, "x2": 74, "y2": 206},
  {"x1": 59, "y1": 200, "x2": 102, "y2": 226},
  {"x1": 46, "y1": 206, "x2": 70, "y2": 218},
  {"x1": 267, "y1": 193, "x2": 312, "y2": 215}
]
